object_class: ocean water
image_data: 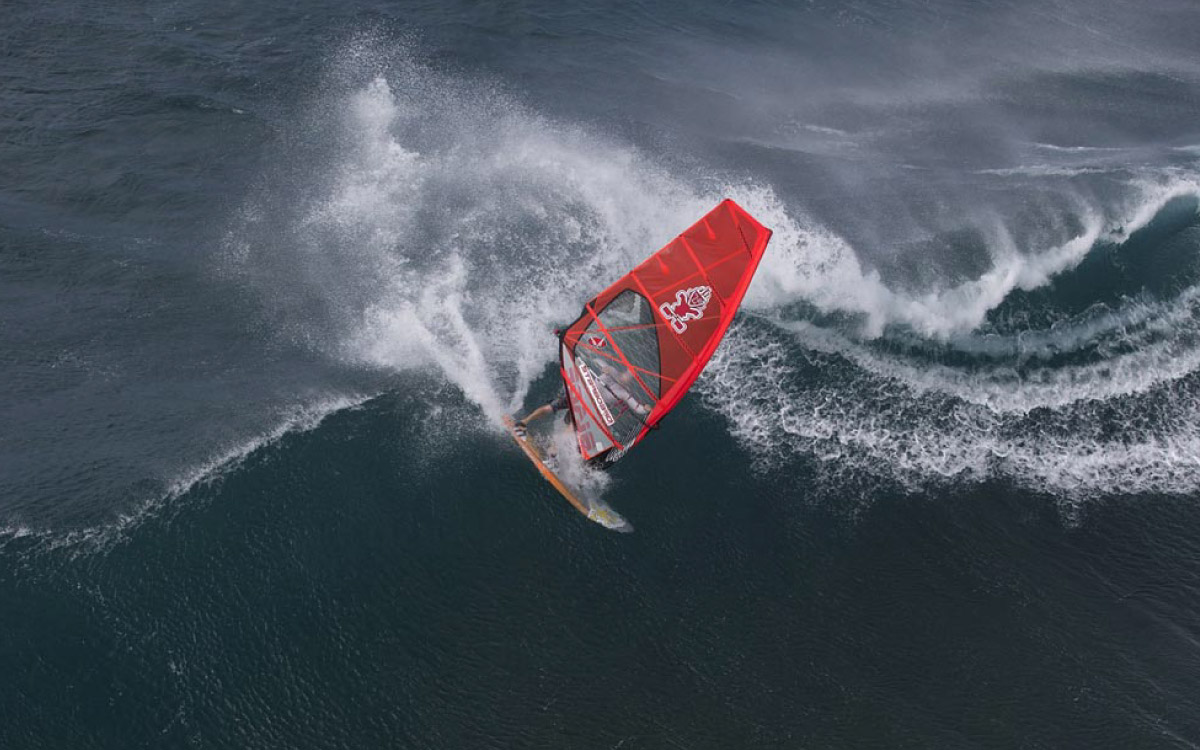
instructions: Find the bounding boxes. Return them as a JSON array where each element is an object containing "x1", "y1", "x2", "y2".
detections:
[{"x1": 3, "y1": 0, "x2": 1200, "y2": 746}]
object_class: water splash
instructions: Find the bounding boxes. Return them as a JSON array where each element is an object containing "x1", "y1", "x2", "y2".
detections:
[{"x1": 228, "y1": 37, "x2": 1200, "y2": 511}]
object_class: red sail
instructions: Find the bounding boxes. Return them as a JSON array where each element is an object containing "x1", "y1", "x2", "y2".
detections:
[{"x1": 558, "y1": 199, "x2": 772, "y2": 462}]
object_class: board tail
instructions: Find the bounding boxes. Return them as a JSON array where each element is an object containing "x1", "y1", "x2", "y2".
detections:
[
  {"x1": 583, "y1": 497, "x2": 634, "y2": 533},
  {"x1": 502, "y1": 416, "x2": 632, "y2": 532}
]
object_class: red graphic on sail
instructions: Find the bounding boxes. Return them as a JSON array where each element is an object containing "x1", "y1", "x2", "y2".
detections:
[{"x1": 558, "y1": 199, "x2": 773, "y2": 462}]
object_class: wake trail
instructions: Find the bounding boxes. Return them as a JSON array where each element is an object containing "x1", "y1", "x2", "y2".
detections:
[{"x1": 1, "y1": 393, "x2": 371, "y2": 557}]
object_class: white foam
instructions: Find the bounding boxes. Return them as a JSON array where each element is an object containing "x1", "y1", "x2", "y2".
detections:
[
  {"x1": 771, "y1": 284, "x2": 1200, "y2": 414},
  {"x1": 1114, "y1": 175, "x2": 1200, "y2": 237},
  {"x1": 699, "y1": 318, "x2": 1200, "y2": 500},
  {"x1": 1031, "y1": 143, "x2": 1127, "y2": 153},
  {"x1": 975, "y1": 165, "x2": 1115, "y2": 178},
  {"x1": 545, "y1": 421, "x2": 612, "y2": 498},
  {"x1": 693, "y1": 172, "x2": 1200, "y2": 499},
  {"x1": 1, "y1": 394, "x2": 369, "y2": 557},
  {"x1": 738, "y1": 173, "x2": 1200, "y2": 339},
  {"x1": 162, "y1": 394, "x2": 369, "y2": 502},
  {"x1": 261, "y1": 50, "x2": 717, "y2": 429},
  {"x1": 732, "y1": 186, "x2": 1102, "y2": 339}
]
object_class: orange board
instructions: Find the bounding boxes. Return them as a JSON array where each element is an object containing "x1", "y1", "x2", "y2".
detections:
[{"x1": 502, "y1": 416, "x2": 632, "y2": 532}]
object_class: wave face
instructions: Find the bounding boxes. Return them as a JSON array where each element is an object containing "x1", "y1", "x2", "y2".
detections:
[{"x1": 701, "y1": 192, "x2": 1200, "y2": 505}]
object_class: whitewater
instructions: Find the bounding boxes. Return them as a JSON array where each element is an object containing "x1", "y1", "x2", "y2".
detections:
[
  {"x1": 220, "y1": 39, "x2": 1200, "y2": 516},
  {"x1": 9, "y1": 25, "x2": 1200, "y2": 544}
]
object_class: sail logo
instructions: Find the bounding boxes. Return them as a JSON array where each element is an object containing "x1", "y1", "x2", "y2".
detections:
[
  {"x1": 576, "y1": 361, "x2": 615, "y2": 425},
  {"x1": 585, "y1": 334, "x2": 607, "y2": 349},
  {"x1": 659, "y1": 286, "x2": 712, "y2": 333}
]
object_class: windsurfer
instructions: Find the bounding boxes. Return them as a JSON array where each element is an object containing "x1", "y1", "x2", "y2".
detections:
[
  {"x1": 593, "y1": 359, "x2": 650, "y2": 418},
  {"x1": 502, "y1": 200, "x2": 770, "y2": 529},
  {"x1": 514, "y1": 362, "x2": 648, "y2": 437}
]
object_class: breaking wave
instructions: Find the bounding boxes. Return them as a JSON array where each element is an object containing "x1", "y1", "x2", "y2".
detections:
[
  {"x1": 225, "y1": 37, "x2": 1200, "y2": 508},
  {"x1": 8, "y1": 20, "x2": 1200, "y2": 557},
  {"x1": 701, "y1": 314, "x2": 1200, "y2": 503},
  {"x1": 1, "y1": 394, "x2": 368, "y2": 556},
  {"x1": 699, "y1": 192, "x2": 1200, "y2": 502}
]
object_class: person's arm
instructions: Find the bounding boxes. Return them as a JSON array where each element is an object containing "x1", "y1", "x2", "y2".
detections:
[{"x1": 517, "y1": 403, "x2": 554, "y2": 425}]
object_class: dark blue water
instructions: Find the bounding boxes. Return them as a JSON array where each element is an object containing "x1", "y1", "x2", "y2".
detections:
[{"x1": 4, "y1": 1, "x2": 1200, "y2": 747}]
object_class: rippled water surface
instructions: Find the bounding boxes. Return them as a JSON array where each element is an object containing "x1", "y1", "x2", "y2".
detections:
[{"x1": 3, "y1": 1, "x2": 1200, "y2": 747}]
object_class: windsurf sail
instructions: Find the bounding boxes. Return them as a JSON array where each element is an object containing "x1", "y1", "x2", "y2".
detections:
[{"x1": 559, "y1": 199, "x2": 772, "y2": 465}]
